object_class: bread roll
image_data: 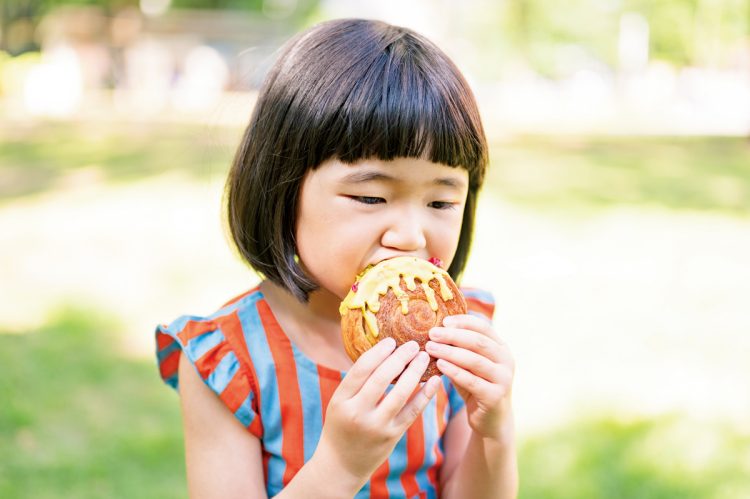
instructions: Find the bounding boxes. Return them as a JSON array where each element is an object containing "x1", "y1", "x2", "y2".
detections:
[{"x1": 339, "y1": 256, "x2": 467, "y2": 381}]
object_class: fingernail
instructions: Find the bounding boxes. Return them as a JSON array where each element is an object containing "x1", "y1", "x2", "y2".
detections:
[
  {"x1": 407, "y1": 341, "x2": 420, "y2": 354},
  {"x1": 429, "y1": 328, "x2": 442, "y2": 340},
  {"x1": 425, "y1": 341, "x2": 439, "y2": 352},
  {"x1": 417, "y1": 351, "x2": 429, "y2": 363}
]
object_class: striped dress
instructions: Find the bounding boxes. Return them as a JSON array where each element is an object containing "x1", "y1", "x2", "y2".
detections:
[{"x1": 156, "y1": 285, "x2": 495, "y2": 498}]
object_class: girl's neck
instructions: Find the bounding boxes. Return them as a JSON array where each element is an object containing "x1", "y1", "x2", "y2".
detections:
[{"x1": 259, "y1": 279, "x2": 352, "y2": 369}]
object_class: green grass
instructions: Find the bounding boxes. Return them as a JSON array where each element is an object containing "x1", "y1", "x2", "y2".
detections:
[
  {"x1": 0, "y1": 307, "x2": 186, "y2": 499},
  {"x1": 519, "y1": 416, "x2": 750, "y2": 498},
  {"x1": 0, "y1": 122, "x2": 241, "y2": 200},
  {"x1": 487, "y1": 135, "x2": 750, "y2": 215}
]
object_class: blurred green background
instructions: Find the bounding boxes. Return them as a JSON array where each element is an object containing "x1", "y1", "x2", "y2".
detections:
[{"x1": 1, "y1": 1, "x2": 749, "y2": 498}]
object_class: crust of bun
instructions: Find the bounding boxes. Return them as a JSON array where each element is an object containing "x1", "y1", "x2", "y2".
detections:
[{"x1": 341, "y1": 269, "x2": 466, "y2": 382}]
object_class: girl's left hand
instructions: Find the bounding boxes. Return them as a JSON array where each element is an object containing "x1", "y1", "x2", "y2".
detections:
[{"x1": 426, "y1": 314, "x2": 515, "y2": 440}]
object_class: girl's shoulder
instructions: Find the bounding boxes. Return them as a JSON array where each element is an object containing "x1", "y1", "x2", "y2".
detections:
[{"x1": 459, "y1": 286, "x2": 496, "y2": 322}]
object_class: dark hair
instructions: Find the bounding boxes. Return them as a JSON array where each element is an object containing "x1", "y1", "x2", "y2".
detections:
[{"x1": 226, "y1": 18, "x2": 488, "y2": 302}]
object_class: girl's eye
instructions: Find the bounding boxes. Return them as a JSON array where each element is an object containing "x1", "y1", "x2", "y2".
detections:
[
  {"x1": 350, "y1": 196, "x2": 385, "y2": 205},
  {"x1": 429, "y1": 201, "x2": 456, "y2": 210}
]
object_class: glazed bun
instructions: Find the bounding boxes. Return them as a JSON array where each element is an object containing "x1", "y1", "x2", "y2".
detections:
[{"x1": 339, "y1": 256, "x2": 467, "y2": 381}]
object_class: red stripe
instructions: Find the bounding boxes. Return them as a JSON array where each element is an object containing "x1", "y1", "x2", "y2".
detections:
[
  {"x1": 369, "y1": 458, "x2": 390, "y2": 498},
  {"x1": 401, "y1": 417, "x2": 425, "y2": 497},
  {"x1": 215, "y1": 311, "x2": 264, "y2": 438},
  {"x1": 176, "y1": 319, "x2": 217, "y2": 344},
  {"x1": 159, "y1": 349, "x2": 180, "y2": 380},
  {"x1": 432, "y1": 385, "x2": 448, "y2": 474},
  {"x1": 427, "y1": 464, "x2": 440, "y2": 497},
  {"x1": 219, "y1": 368, "x2": 252, "y2": 413},
  {"x1": 465, "y1": 297, "x2": 495, "y2": 321},
  {"x1": 257, "y1": 300, "x2": 305, "y2": 486},
  {"x1": 193, "y1": 342, "x2": 228, "y2": 380},
  {"x1": 156, "y1": 330, "x2": 174, "y2": 349},
  {"x1": 317, "y1": 366, "x2": 341, "y2": 423},
  {"x1": 426, "y1": 398, "x2": 444, "y2": 495}
]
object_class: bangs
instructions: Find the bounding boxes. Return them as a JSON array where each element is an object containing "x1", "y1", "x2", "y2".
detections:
[{"x1": 268, "y1": 19, "x2": 488, "y2": 188}]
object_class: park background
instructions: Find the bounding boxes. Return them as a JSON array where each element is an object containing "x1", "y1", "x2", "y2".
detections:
[{"x1": 1, "y1": 0, "x2": 749, "y2": 497}]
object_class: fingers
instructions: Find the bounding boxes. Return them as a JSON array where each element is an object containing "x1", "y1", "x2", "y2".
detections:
[
  {"x1": 425, "y1": 340, "x2": 501, "y2": 381},
  {"x1": 393, "y1": 375, "x2": 441, "y2": 428},
  {"x1": 376, "y1": 351, "x2": 430, "y2": 418},
  {"x1": 428, "y1": 326, "x2": 505, "y2": 364},
  {"x1": 354, "y1": 340, "x2": 422, "y2": 406},
  {"x1": 336, "y1": 337, "x2": 397, "y2": 399},
  {"x1": 435, "y1": 358, "x2": 506, "y2": 402}
]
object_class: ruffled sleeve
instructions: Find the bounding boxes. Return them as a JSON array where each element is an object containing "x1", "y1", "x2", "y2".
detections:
[{"x1": 155, "y1": 315, "x2": 263, "y2": 438}]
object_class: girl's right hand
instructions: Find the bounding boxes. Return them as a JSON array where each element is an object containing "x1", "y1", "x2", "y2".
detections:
[{"x1": 313, "y1": 337, "x2": 441, "y2": 489}]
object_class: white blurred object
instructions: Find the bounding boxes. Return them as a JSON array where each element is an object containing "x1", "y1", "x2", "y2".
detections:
[
  {"x1": 140, "y1": 0, "x2": 172, "y2": 17},
  {"x1": 172, "y1": 45, "x2": 229, "y2": 113},
  {"x1": 116, "y1": 37, "x2": 174, "y2": 115},
  {"x1": 23, "y1": 44, "x2": 83, "y2": 117},
  {"x1": 618, "y1": 12, "x2": 649, "y2": 73}
]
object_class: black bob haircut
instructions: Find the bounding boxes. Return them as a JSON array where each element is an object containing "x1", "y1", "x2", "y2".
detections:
[{"x1": 226, "y1": 18, "x2": 489, "y2": 302}]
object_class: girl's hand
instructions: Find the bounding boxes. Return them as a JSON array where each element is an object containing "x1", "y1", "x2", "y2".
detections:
[
  {"x1": 314, "y1": 337, "x2": 441, "y2": 489},
  {"x1": 426, "y1": 314, "x2": 515, "y2": 440}
]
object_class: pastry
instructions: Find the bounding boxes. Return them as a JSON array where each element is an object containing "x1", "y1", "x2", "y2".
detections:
[{"x1": 339, "y1": 256, "x2": 467, "y2": 382}]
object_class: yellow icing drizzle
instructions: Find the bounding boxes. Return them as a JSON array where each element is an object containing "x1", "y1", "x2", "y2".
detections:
[{"x1": 339, "y1": 256, "x2": 455, "y2": 343}]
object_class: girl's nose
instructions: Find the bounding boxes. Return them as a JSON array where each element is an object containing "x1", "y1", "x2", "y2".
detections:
[{"x1": 380, "y1": 211, "x2": 427, "y2": 252}]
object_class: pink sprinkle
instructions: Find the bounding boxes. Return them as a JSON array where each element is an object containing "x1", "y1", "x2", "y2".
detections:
[
  {"x1": 428, "y1": 257, "x2": 443, "y2": 268},
  {"x1": 351, "y1": 283, "x2": 359, "y2": 292}
]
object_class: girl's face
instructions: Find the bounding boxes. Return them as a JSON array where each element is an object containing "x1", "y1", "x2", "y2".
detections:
[{"x1": 296, "y1": 157, "x2": 469, "y2": 301}]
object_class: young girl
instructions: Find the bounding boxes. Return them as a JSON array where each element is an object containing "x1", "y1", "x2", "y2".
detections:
[{"x1": 156, "y1": 18, "x2": 517, "y2": 498}]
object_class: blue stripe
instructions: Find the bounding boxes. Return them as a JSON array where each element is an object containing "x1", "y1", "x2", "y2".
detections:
[
  {"x1": 208, "y1": 292, "x2": 254, "y2": 320},
  {"x1": 387, "y1": 436, "x2": 409, "y2": 497},
  {"x1": 156, "y1": 340, "x2": 181, "y2": 364},
  {"x1": 237, "y1": 294, "x2": 285, "y2": 495},
  {"x1": 163, "y1": 373, "x2": 178, "y2": 389},
  {"x1": 157, "y1": 316, "x2": 224, "y2": 363},
  {"x1": 291, "y1": 344, "x2": 324, "y2": 462},
  {"x1": 206, "y1": 350, "x2": 240, "y2": 394},
  {"x1": 462, "y1": 288, "x2": 494, "y2": 303},
  {"x1": 164, "y1": 314, "x2": 213, "y2": 335},
  {"x1": 386, "y1": 417, "x2": 408, "y2": 497},
  {"x1": 182, "y1": 326, "x2": 224, "y2": 362},
  {"x1": 417, "y1": 399, "x2": 438, "y2": 496},
  {"x1": 234, "y1": 392, "x2": 256, "y2": 428}
]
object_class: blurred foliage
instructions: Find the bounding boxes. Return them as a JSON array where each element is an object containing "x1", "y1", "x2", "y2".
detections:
[
  {"x1": 0, "y1": 307, "x2": 186, "y2": 499},
  {"x1": 2, "y1": 0, "x2": 748, "y2": 70},
  {"x1": 2, "y1": 123, "x2": 748, "y2": 216},
  {"x1": 2, "y1": 307, "x2": 748, "y2": 497},
  {"x1": 519, "y1": 415, "x2": 750, "y2": 498},
  {"x1": 0, "y1": 0, "x2": 319, "y2": 54},
  {"x1": 471, "y1": 0, "x2": 749, "y2": 78}
]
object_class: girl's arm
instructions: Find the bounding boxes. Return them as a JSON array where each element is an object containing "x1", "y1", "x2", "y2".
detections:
[
  {"x1": 439, "y1": 406, "x2": 518, "y2": 499},
  {"x1": 178, "y1": 352, "x2": 268, "y2": 498}
]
